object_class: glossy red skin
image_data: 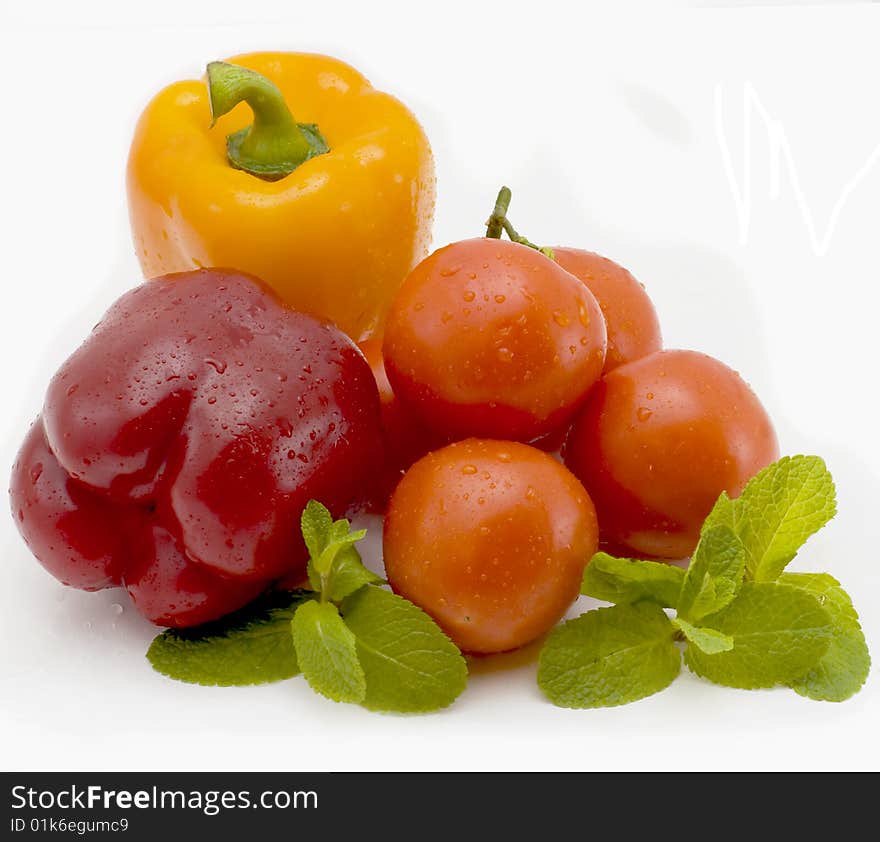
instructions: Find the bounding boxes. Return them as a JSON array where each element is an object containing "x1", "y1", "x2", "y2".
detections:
[
  {"x1": 564, "y1": 349, "x2": 779, "y2": 559},
  {"x1": 553, "y1": 248, "x2": 662, "y2": 372},
  {"x1": 383, "y1": 238, "x2": 607, "y2": 443},
  {"x1": 384, "y1": 439, "x2": 599, "y2": 654},
  {"x1": 10, "y1": 269, "x2": 383, "y2": 626},
  {"x1": 359, "y1": 338, "x2": 439, "y2": 472},
  {"x1": 357, "y1": 338, "x2": 442, "y2": 512}
]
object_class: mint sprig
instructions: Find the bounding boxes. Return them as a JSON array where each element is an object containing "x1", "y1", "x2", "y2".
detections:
[
  {"x1": 544, "y1": 454, "x2": 869, "y2": 707},
  {"x1": 148, "y1": 500, "x2": 468, "y2": 713}
]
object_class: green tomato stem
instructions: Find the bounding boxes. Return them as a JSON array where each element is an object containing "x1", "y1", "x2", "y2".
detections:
[
  {"x1": 485, "y1": 186, "x2": 513, "y2": 239},
  {"x1": 484, "y1": 185, "x2": 555, "y2": 259},
  {"x1": 206, "y1": 61, "x2": 329, "y2": 181}
]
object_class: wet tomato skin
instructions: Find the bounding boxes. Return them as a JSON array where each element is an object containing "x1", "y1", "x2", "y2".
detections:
[
  {"x1": 564, "y1": 349, "x2": 779, "y2": 559},
  {"x1": 553, "y1": 248, "x2": 662, "y2": 372},
  {"x1": 357, "y1": 337, "x2": 443, "y2": 512},
  {"x1": 383, "y1": 238, "x2": 607, "y2": 444},
  {"x1": 10, "y1": 269, "x2": 384, "y2": 626},
  {"x1": 359, "y1": 338, "x2": 439, "y2": 474},
  {"x1": 383, "y1": 439, "x2": 599, "y2": 654}
]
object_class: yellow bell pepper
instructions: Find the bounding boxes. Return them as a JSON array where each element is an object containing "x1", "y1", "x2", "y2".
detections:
[{"x1": 127, "y1": 52, "x2": 435, "y2": 340}]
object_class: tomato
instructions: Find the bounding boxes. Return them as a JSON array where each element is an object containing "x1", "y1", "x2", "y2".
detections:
[
  {"x1": 553, "y1": 248, "x2": 662, "y2": 372},
  {"x1": 383, "y1": 439, "x2": 598, "y2": 654},
  {"x1": 564, "y1": 349, "x2": 779, "y2": 559},
  {"x1": 359, "y1": 337, "x2": 438, "y2": 474},
  {"x1": 383, "y1": 238, "x2": 607, "y2": 443}
]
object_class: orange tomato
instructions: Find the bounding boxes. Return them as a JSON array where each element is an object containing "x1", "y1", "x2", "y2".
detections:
[
  {"x1": 383, "y1": 238, "x2": 607, "y2": 443},
  {"x1": 358, "y1": 338, "x2": 439, "y2": 509},
  {"x1": 383, "y1": 439, "x2": 598, "y2": 654},
  {"x1": 553, "y1": 248, "x2": 662, "y2": 372},
  {"x1": 564, "y1": 350, "x2": 779, "y2": 559}
]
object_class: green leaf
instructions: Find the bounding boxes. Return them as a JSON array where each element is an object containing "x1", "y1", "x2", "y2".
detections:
[
  {"x1": 330, "y1": 519, "x2": 366, "y2": 545},
  {"x1": 781, "y1": 573, "x2": 871, "y2": 702},
  {"x1": 301, "y1": 500, "x2": 332, "y2": 559},
  {"x1": 325, "y1": 545, "x2": 383, "y2": 603},
  {"x1": 581, "y1": 553, "x2": 685, "y2": 608},
  {"x1": 736, "y1": 456, "x2": 836, "y2": 582},
  {"x1": 677, "y1": 526, "x2": 745, "y2": 622},
  {"x1": 291, "y1": 600, "x2": 365, "y2": 704},
  {"x1": 147, "y1": 590, "x2": 310, "y2": 686},
  {"x1": 702, "y1": 491, "x2": 737, "y2": 533},
  {"x1": 302, "y1": 500, "x2": 371, "y2": 596},
  {"x1": 672, "y1": 617, "x2": 734, "y2": 654},
  {"x1": 341, "y1": 586, "x2": 467, "y2": 713},
  {"x1": 537, "y1": 603, "x2": 680, "y2": 709},
  {"x1": 685, "y1": 582, "x2": 832, "y2": 689}
]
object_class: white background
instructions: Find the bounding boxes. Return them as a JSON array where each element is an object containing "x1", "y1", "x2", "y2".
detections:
[{"x1": 1, "y1": 0, "x2": 878, "y2": 771}]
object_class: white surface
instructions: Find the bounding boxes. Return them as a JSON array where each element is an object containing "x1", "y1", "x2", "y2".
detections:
[{"x1": 1, "y1": 0, "x2": 878, "y2": 771}]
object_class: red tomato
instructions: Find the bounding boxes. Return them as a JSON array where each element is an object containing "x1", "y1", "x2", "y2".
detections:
[
  {"x1": 383, "y1": 439, "x2": 598, "y2": 654},
  {"x1": 383, "y1": 238, "x2": 607, "y2": 443},
  {"x1": 359, "y1": 338, "x2": 438, "y2": 474},
  {"x1": 553, "y1": 248, "x2": 662, "y2": 372},
  {"x1": 564, "y1": 350, "x2": 779, "y2": 559}
]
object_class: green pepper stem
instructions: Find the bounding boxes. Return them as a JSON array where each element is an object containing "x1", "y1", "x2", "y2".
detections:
[
  {"x1": 206, "y1": 61, "x2": 329, "y2": 181},
  {"x1": 484, "y1": 185, "x2": 554, "y2": 259}
]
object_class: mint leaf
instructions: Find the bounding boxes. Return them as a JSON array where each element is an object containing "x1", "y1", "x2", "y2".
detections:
[
  {"x1": 301, "y1": 500, "x2": 332, "y2": 559},
  {"x1": 702, "y1": 491, "x2": 736, "y2": 533},
  {"x1": 302, "y1": 500, "x2": 373, "y2": 600},
  {"x1": 330, "y1": 519, "x2": 366, "y2": 545},
  {"x1": 147, "y1": 590, "x2": 310, "y2": 686},
  {"x1": 291, "y1": 600, "x2": 365, "y2": 703},
  {"x1": 341, "y1": 586, "x2": 467, "y2": 713},
  {"x1": 736, "y1": 456, "x2": 836, "y2": 582},
  {"x1": 537, "y1": 603, "x2": 680, "y2": 708},
  {"x1": 672, "y1": 617, "x2": 734, "y2": 654},
  {"x1": 325, "y1": 545, "x2": 383, "y2": 603},
  {"x1": 581, "y1": 553, "x2": 685, "y2": 608},
  {"x1": 685, "y1": 582, "x2": 832, "y2": 689},
  {"x1": 781, "y1": 573, "x2": 871, "y2": 702},
  {"x1": 677, "y1": 526, "x2": 745, "y2": 622}
]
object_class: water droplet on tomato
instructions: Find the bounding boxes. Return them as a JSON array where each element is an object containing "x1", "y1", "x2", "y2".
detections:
[{"x1": 553, "y1": 311, "x2": 571, "y2": 327}]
